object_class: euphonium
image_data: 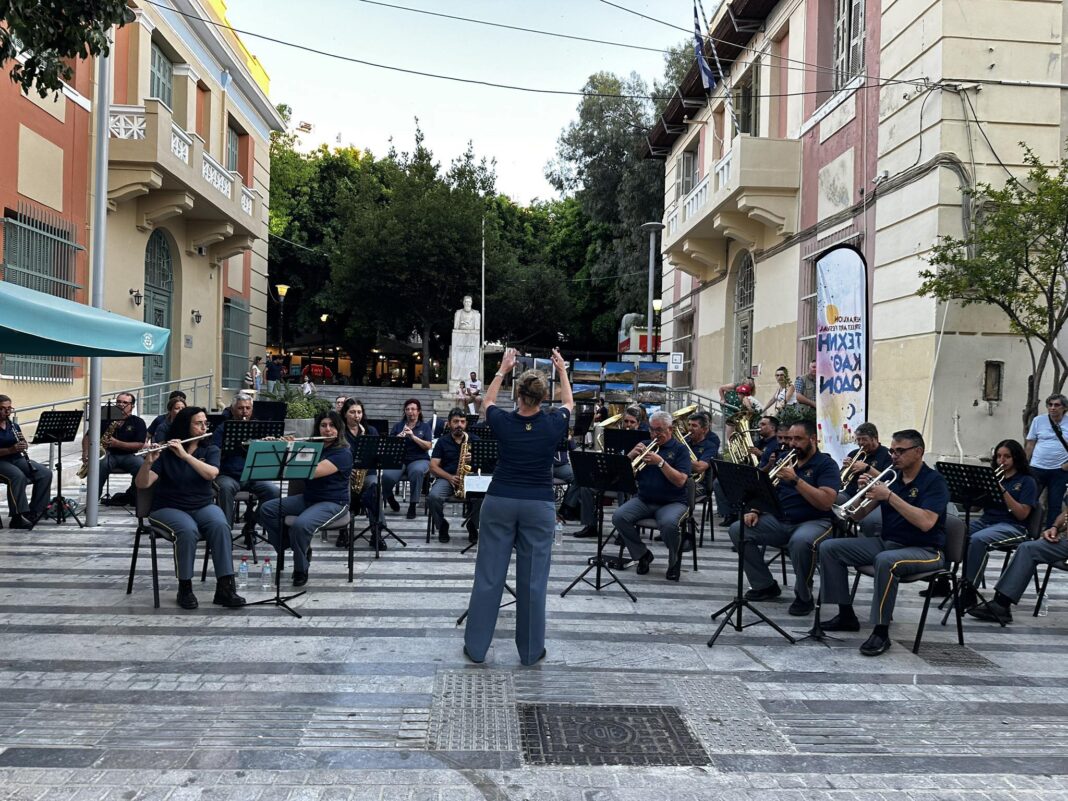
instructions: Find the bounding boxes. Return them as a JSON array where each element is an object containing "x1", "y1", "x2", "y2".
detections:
[
  {"x1": 78, "y1": 417, "x2": 121, "y2": 479},
  {"x1": 769, "y1": 449, "x2": 799, "y2": 486},
  {"x1": 726, "y1": 412, "x2": 759, "y2": 467},
  {"x1": 832, "y1": 466, "x2": 898, "y2": 521},
  {"x1": 455, "y1": 431, "x2": 471, "y2": 499}
]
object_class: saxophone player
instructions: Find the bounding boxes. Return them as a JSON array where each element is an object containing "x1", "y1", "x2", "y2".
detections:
[
  {"x1": 0, "y1": 395, "x2": 52, "y2": 528},
  {"x1": 342, "y1": 399, "x2": 381, "y2": 550},
  {"x1": 82, "y1": 393, "x2": 147, "y2": 505},
  {"x1": 428, "y1": 408, "x2": 481, "y2": 544}
]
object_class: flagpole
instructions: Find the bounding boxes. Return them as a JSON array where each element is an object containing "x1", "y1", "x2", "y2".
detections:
[{"x1": 696, "y1": 0, "x2": 740, "y2": 134}]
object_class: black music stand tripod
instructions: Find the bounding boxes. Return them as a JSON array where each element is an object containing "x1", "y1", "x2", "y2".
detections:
[
  {"x1": 560, "y1": 451, "x2": 638, "y2": 603},
  {"x1": 34, "y1": 409, "x2": 84, "y2": 528},
  {"x1": 458, "y1": 439, "x2": 498, "y2": 556},
  {"x1": 220, "y1": 419, "x2": 284, "y2": 560},
  {"x1": 347, "y1": 435, "x2": 380, "y2": 579},
  {"x1": 708, "y1": 459, "x2": 796, "y2": 647},
  {"x1": 352, "y1": 438, "x2": 407, "y2": 558},
  {"x1": 241, "y1": 441, "x2": 321, "y2": 619}
]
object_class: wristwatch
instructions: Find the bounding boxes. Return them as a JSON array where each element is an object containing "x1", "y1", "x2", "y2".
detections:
[{"x1": 659, "y1": 459, "x2": 667, "y2": 469}]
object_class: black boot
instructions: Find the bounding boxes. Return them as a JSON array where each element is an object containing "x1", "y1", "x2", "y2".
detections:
[
  {"x1": 438, "y1": 519, "x2": 451, "y2": 543},
  {"x1": 212, "y1": 575, "x2": 246, "y2": 608},
  {"x1": 406, "y1": 502, "x2": 418, "y2": 520},
  {"x1": 386, "y1": 494, "x2": 400, "y2": 513},
  {"x1": 177, "y1": 579, "x2": 199, "y2": 610}
]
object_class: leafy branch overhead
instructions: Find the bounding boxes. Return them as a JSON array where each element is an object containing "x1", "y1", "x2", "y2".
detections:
[{"x1": 0, "y1": 1, "x2": 134, "y2": 96}]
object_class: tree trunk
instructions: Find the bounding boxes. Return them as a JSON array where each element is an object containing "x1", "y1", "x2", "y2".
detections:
[{"x1": 421, "y1": 323, "x2": 432, "y2": 389}]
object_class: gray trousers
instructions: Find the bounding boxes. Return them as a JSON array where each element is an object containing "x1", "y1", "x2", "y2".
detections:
[
  {"x1": 148, "y1": 504, "x2": 234, "y2": 581},
  {"x1": 819, "y1": 537, "x2": 946, "y2": 625},
  {"x1": 464, "y1": 495, "x2": 555, "y2": 665},
  {"x1": 613, "y1": 497, "x2": 687, "y2": 561},
  {"x1": 727, "y1": 514, "x2": 834, "y2": 602},
  {"x1": 98, "y1": 452, "x2": 143, "y2": 494},
  {"x1": 964, "y1": 520, "x2": 1028, "y2": 586},
  {"x1": 260, "y1": 495, "x2": 347, "y2": 575},
  {"x1": 0, "y1": 457, "x2": 52, "y2": 518},
  {"x1": 383, "y1": 460, "x2": 430, "y2": 506},
  {"x1": 215, "y1": 475, "x2": 281, "y2": 527},
  {"x1": 428, "y1": 477, "x2": 482, "y2": 531},
  {"x1": 561, "y1": 482, "x2": 597, "y2": 526},
  {"x1": 836, "y1": 491, "x2": 882, "y2": 538},
  {"x1": 995, "y1": 536, "x2": 1068, "y2": 604}
]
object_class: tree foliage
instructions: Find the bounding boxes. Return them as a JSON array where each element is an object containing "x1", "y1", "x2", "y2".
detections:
[
  {"x1": 0, "y1": 0, "x2": 132, "y2": 96},
  {"x1": 918, "y1": 146, "x2": 1068, "y2": 430}
]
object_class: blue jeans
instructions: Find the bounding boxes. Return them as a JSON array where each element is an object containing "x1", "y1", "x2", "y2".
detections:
[
  {"x1": 464, "y1": 495, "x2": 555, "y2": 665},
  {"x1": 1030, "y1": 466, "x2": 1068, "y2": 528},
  {"x1": 148, "y1": 504, "x2": 234, "y2": 581},
  {"x1": 260, "y1": 495, "x2": 347, "y2": 575}
]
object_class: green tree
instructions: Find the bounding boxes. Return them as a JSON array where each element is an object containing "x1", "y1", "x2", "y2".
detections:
[
  {"x1": 1, "y1": 1, "x2": 133, "y2": 96},
  {"x1": 919, "y1": 146, "x2": 1068, "y2": 431}
]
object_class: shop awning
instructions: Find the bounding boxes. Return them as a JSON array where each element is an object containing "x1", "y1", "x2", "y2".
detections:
[{"x1": 0, "y1": 280, "x2": 170, "y2": 357}]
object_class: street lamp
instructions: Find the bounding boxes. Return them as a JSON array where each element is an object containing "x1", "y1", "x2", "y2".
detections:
[
  {"x1": 640, "y1": 222, "x2": 665, "y2": 358},
  {"x1": 275, "y1": 283, "x2": 290, "y2": 355},
  {"x1": 652, "y1": 298, "x2": 663, "y2": 358},
  {"x1": 320, "y1": 313, "x2": 329, "y2": 370}
]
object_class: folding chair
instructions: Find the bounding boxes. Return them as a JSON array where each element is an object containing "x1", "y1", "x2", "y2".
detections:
[{"x1": 126, "y1": 486, "x2": 207, "y2": 609}]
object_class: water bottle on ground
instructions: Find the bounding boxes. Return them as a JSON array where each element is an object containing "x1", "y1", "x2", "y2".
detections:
[
  {"x1": 1038, "y1": 595, "x2": 1050, "y2": 617},
  {"x1": 554, "y1": 519, "x2": 563, "y2": 548},
  {"x1": 237, "y1": 557, "x2": 249, "y2": 589},
  {"x1": 261, "y1": 557, "x2": 273, "y2": 591}
]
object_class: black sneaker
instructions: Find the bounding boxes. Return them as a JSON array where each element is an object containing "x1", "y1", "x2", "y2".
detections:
[
  {"x1": 665, "y1": 559, "x2": 681, "y2": 582},
  {"x1": 292, "y1": 571, "x2": 308, "y2": 587},
  {"x1": 177, "y1": 580, "x2": 198, "y2": 610},
  {"x1": 573, "y1": 525, "x2": 599, "y2": 539},
  {"x1": 8, "y1": 515, "x2": 30, "y2": 529},
  {"x1": 406, "y1": 504, "x2": 417, "y2": 520},
  {"x1": 967, "y1": 601, "x2": 1012, "y2": 624},
  {"x1": 859, "y1": 630, "x2": 892, "y2": 656},
  {"x1": 636, "y1": 550, "x2": 655, "y2": 575},
  {"x1": 821, "y1": 612, "x2": 861, "y2": 632},
  {"x1": 788, "y1": 597, "x2": 815, "y2": 616},
  {"x1": 744, "y1": 582, "x2": 782, "y2": 602},
  {"x1": 438, "y1": 520, "x2": 451, "y2": 543}
]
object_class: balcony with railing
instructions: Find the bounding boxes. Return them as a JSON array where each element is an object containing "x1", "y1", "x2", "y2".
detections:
[{"x1": 662, "y1": 134, "x2": 801, "y2": 281}]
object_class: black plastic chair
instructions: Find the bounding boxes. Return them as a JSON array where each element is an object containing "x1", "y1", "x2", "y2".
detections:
[{"x1": 127, "y1": 485, "x2": 209, "y2": 609}]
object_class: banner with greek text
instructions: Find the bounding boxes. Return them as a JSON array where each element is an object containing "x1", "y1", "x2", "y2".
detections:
[{"x1": 815, "y1": 245, "x2": 868, "y2": 463}]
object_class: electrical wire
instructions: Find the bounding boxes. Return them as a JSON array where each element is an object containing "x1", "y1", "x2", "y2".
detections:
[
  {"x1": 269, "y1": 232, "x2": 322, "y2": 253},
  {"x1": 959, "y1": 88, "x2": 1024, "y2": 185}
]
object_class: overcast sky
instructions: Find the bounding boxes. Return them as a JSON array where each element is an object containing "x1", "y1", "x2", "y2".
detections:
[{"x1": 224, "y1": 0, "x2": 692, "y2": 203}]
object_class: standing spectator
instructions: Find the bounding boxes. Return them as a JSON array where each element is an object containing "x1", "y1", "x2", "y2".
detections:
[
  {"x1": 794, "y1": 360, "x2": 818, "y2": 409},
  {"x1": 265, "y1": 356, "x2": 283, "y2": 394},
  {"x1": 301, "y1": 376, "x2": 315, "y2": 398},
  {"x1": 250, "y1": 356, "x2": 263, "y2": 392},
  {"x1": 1026, "y1": 393, "x2": 1068, "y2": 528},
  {"x1": 594, "y1": 397, "x2": 610, "y2": 423}
]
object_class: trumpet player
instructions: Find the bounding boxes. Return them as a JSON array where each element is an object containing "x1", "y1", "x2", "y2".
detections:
[
  {"x1": 727, "y1": 419, "x2": 841, "y2": 616},
  {"x1": 960, "y1": 440, "x2": 1036, "y2": 614},
  {"x1": 83, "y1": 392, "x2": 146, "y2": 505},
  {"x1": 817, "y1": 429, "x2": 950, "y2": 656},
  {"x1": 0, "y1": 395, "x2": 52, "y2": 528},
  {"x1": 212, "y1": 393, "x2": 281, "y2": 535},
  {"x1": 428, "y1": 408, "x2": 481, "y2": 544},
  {"x1": 612, "y1": 411, "x2": 693, "y2": 582},
  {"x1": 838, "y1": 423, "x2": 893, "y2": 538}
]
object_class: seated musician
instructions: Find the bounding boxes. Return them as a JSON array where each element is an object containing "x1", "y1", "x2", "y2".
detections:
[
  {"x1": 382, "y1": 399, "x2": 433, "y2": 520},
  {"x1": 260, "y1": 411, "x2": 352, "y2": 587},
  {"x1": 613, "y1": 411, "x2": 693, "y2": 582},
  {"x1": 818, "y1": 429, "x2": 950, "y2": 655},
  {"x1": 960, "y1": 439, "x2": 1036, "y2": 614},
  {"x1": 134, "y1": 406, "x2": 245, "y2": 610},
  {"x1": 0, "y1": 394, "x2": 53, "y2": 528},
  {"x1": 83, "y1": 392, "x2": 147, "y2": 505},
  {"x1": 727, "y1": 419, "x2": 841, "y2": 616},
  {"x1": 343, "y1": 398, "x2": 385, "y2": 550},
  {"x1": 212, "y1": 392, "x2": 281, "y2": 537},
  {"x1": 839, "y1": 422, "x2": 893, "y2": 538},
  {"x1": 152, "y1": 396, "x2": 186, "y2": 444},
  {"x1": 754, "y1": 416, "x2": 780, "y2": 469},
  {"x1": 622, "y1": 406, "x2": 647, "y2": 432},
  {"x1": 429, "y1": 408, "x2": 481, "y2": 543},
  {"x1": 147, "y1": 390, "x2": 186, "y2": 442}
]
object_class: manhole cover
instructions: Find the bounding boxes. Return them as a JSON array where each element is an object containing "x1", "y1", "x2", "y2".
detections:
[
  {"x1": 902, "y1": 643, "x2": 996, "y2": 668},
  {"x1": 517, "y1": 703, "x2": 710, "y2": 767}
]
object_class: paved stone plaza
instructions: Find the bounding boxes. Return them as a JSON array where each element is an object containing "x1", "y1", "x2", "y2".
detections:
[{"x1": 3, "y1": 471, "x2": 1068, "y2": 800}]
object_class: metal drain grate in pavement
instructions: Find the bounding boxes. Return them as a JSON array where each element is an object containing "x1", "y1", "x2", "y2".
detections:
[
  {"x1": 903, "y1": 643, "x2": 996, "y2": 668},
  {"x1": 517, "y1": 703, "x2": 710, "y2": 767}
]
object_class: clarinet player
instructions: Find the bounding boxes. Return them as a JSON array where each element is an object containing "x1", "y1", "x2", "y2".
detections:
[{"x1": 0, "y1": 395, "x2": 52, "y2": 528}]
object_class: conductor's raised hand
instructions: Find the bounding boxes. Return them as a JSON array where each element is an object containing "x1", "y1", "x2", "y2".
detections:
[
  {"x1": 499, "y1": 348, "x2": 517, "y2": 375},
  {"x1": 550, "y1": 348, "x2": 566, "y2": 372}
]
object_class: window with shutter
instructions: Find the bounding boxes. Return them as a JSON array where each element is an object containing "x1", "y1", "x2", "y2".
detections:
[
  {"x1": 848, "y1": 0, "x2": 865, "y2": 81},
  {"x1": 674, "y1": 155, "x2": 684, "y2": 201},
  {"x1": 149, "y1": 44, "x2": 173, "y2": 108},
  {"x1": 832, "y1": 0, "x2": 864, "y2": 90},
  {"x1": 681, "y1": 151, "x2": 696, "y2": 196}
]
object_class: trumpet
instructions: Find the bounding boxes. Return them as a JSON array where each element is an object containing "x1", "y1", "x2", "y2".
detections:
[
  {"x1": 136, "y1": 432, "x2": 212, "y2": 455},
  {"x1": 769, "y1": 449, "x2": 799, "y2": 486},
  {"x1": 832, "y1": 466, "x2": 898, "y2": 521},
  {"x1": 841, "y1": 450, "x2": 868, "y2": 483},
  {"x1": 631, "y1": 440, "x2": 660, "y2": 474}
]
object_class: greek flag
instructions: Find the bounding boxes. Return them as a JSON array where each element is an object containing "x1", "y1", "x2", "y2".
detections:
[{"x1": 694, "y1": 2, "x2": 716, "y2": 91}]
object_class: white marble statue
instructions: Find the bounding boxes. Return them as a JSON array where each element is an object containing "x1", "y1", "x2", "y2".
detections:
[
  {"x1": 453, "y1": 295, "x2": 481, "y2": 331},
  {"x1": 448, "y1": 295, "x2": 482, "y2": 388}
]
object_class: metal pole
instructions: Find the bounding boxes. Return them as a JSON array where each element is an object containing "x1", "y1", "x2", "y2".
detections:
[
  {"x1": 86, "y1": 42, "x2": 113, "y2": 527},
  {"x1": 480, "y1": 215, "x2": 485, "y2": 353},
  {"x1": 640, "y1": 222, "x2": 665, "y2": 359}
]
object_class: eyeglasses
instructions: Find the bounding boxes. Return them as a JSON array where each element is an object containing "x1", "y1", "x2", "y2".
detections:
[
  {"x1": 1048, "y1": 402, "x2": 1064, "y2": 408},
  {"x1": 889, "y1": 446, "x2": 919, "y2": 456}
]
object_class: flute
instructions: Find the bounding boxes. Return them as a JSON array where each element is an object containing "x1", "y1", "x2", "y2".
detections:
[
  {"x1": 136, "y1": 433, "x2": 212, "y2": 455},
  {"x1": 239, "y1": 435, "x2": 334, "y2": 446}
]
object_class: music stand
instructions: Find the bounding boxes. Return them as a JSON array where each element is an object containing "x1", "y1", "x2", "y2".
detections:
[
  {"x1": 572, "y1": 409, "x2": 595, "y2": 449},
  {"x1": 220, "y1": 419, "x2": 284, "y2": 556},
  {"x1": 560, "y1": 451, "x2": 638, "y2": 602},
  {"x1": 352, "y1": 438, "x2": 407, "y2": 557},
  {"x1": 708, "y1": 459, "x2": 796, "y2": 647},
  {"x1": 205, "y1": 413, "x2": 225, "y2": 433},
  {"x1": 252, "y1": 400, "x2": 287, "y2": 422},
  {"x1": 603, "y1": 429, "x2": 645, "y2": 455},
  {"x1": 459, "y1": 439, "x2": 499, "y2": 555},
  {"x1": 347, "y1": 435, "x2": 379, "y2": 579},
  {"x1": 936, "y1": 461, "x2": 1005, "y2": 623},
  {"x1": 34, "y1": 410, "x2": 84, "y2": 527},
  {"x1": 240, "y1": 440, "x2": 322, "y2": 618}
]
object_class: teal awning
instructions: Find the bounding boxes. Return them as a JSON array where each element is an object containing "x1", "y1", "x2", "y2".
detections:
[{"x1": 0, "y1": 280, "x2": 170, "y2": 357}]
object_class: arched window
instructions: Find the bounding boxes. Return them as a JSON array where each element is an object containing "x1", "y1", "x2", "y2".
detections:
[{"x1": 733, "y1": 252, "x2": 754, "y2": 381}]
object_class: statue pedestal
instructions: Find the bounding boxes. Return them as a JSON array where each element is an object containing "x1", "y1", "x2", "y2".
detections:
[{"x1": 448, "y1": 328, "x2": 482, "y2": 388}]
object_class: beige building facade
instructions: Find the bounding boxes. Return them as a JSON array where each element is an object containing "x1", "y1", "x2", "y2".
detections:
[{"x1": 650, "y1": 0, "x2": 1068, "y2": 460}]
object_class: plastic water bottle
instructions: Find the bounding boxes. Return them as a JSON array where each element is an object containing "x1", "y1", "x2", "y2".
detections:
[
  {"x1": 237, "y1": 557, "x2": 249, "y2": 589},
  {"x1": 260, "y1": 557, "x2": 273, "y2": 591},
  {"x1": 1038, "y1": 596, "x2": 1050, "y2": 617},
  {"x1": 554, "y1": 519, "x2": 563, "y2": 548},
  {"x1": 320, "y1": 524, "x2": 328, "y2": 543}
]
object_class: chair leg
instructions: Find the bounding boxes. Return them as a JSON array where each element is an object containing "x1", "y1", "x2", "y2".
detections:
[
  {"x1": 426, "y1": 508, "x2": 433, "y2": 544},
  {"x1": 951, "y1": 575, "x2": 965, "y2": 646},
  {"x1": 690, "y1": 521, "x2": 698, "y2": 572},
  {"x1": 913, "y1": 588, "x2": 934, "y2": 654},
  {"x1": 127, "y1": 525, "x2": 143, "y2": 595},
  {"x1": 849, "y1": 571, "x2": 861, "y2": 604},
  {"x1": 200, "y1": 542, "x2": 210, "y2": 582},
  {"x1": 1033, "y1": 564, "x2": 1055, "y2": 616},
  {"x1": 148, "y1": 534, "x2": 161, "y2": 609},
  {"x1": 348, "y1": 516, "x2": 355, "y2": 584}
]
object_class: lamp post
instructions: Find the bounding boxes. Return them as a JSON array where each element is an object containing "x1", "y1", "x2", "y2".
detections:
[
  {"x1": 652, "y1": 297, "x2": 663, "y2": 359},
  {"x1": 640, "y1": 222, "x2": 665, "y2": 359},
  {"x1": 320, "y1": 313, "x2": 329, "y2": 372},
  {"x1": 275, "y1": 283, "x2": 290, "y2": 356}
]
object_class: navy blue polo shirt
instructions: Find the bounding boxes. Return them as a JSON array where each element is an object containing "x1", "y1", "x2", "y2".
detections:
[
  {"x1": 690, "y1": 432, "x2": 719, "y2": 466},
  {"x1": 881, "y1": 463, "x2": 950, "y2": 549},
  {"x1": 389, "y1": 420, "x2": 433, "y2": 463},
  {"x1": 843, "y1": 444, "x2": 893, "y2": 496},
  {"x1": 432, "y1": 433, "x2": 479, "y2": 475},
  {"x1": 486, "y1": 405, "x2": 570, "y2": 501},
  {"x1": 636, "y1": 437, "x2": 691, "y2": 505},
  {"x1": 151, "y1": 443, "x2": 221, "y2": 513},
  {"x1": 0, "y1": 421, "x2": 26, "y2": 462},
  {"x1": 106, "y1": 415, "x2": 147, "y2": 451},
  {"x1": 980, "y1": 473, "x2": 1038, "y2": 528},
  {"x1": 304, "y1": 446, "x2": 353, "y2": 506},
  {"x1": 775, "y1": 451, "x2": 841, "y2": 524},
  {"x1": 147, "y1": 414, "x2": 166, "y2": 438},
  {"x1": 757, "y1": 436, "x2": 780, "y2": 470}
]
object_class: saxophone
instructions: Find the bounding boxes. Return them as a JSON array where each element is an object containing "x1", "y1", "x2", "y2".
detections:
[
  {"x1": 454, "y1": 431, "x2": 471, "y2": 499},
  {"x1": 349, "y1": 424, "x2": 368, "y2": 495},
  {"x1": 78, "y1": 418, "x2": 121, "y2": 479}
]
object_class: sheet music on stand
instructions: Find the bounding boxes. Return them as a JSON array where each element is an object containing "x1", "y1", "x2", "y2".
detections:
[
  {"x1": 32, "y1": 410, "x2": 83, "y2": 445},
  {"x1": 936, "y1": 462, "x2": 1007, "y2": 511},
  {"x1": 220, "y1": 420, "x2": 284, "y2": 455},
  {"x1": 463, "y1": 439, "x2": 499, "y2": 495},
  {"x1": 240, "y1": 440, "x2": 323, "y2": 483}
]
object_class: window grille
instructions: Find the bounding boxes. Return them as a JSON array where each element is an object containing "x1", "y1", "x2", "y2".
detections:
[{"x1": 833, "y1": 0, "x2": 865, "y2": 90}]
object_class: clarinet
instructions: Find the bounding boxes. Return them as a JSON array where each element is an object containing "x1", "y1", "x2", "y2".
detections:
[{"x1": 11, "y1": 417, "x2": 37, "y2": 477}]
